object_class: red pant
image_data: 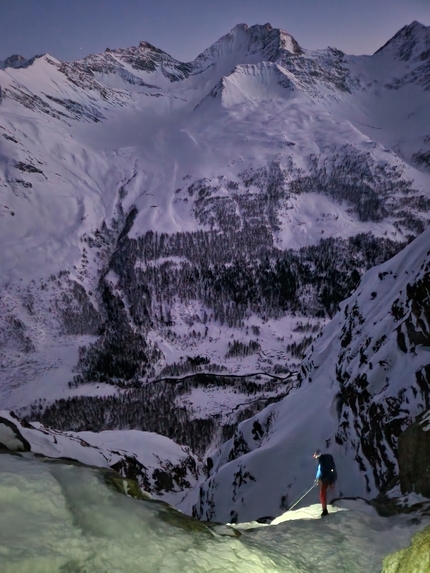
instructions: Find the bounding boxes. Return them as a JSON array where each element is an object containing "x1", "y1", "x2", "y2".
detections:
[{"x1": 319, "y1": 480, "x2": 331, "y2": 509}]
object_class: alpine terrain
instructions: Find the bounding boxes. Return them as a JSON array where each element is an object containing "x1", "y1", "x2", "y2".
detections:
[{"x1": 0, "y1": 19, "x2": 430, "y2": 547}]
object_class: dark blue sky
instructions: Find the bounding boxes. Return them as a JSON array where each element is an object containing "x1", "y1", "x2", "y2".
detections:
[{"x1": 1, "y1": 0, "x2": 429, "y2": 62}]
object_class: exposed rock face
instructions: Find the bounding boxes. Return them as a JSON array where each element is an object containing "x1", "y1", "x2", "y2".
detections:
[
  {"x1": 0, "y1": 54, "x2": 34, "y2": 69},
  {"x1": 382, "y1": 524, "x2": 430, "y2": 573},
  {"x1": 0, "y1": 415, "x2": 31, "y2": 451},
  {"x1": 398, "y1": 409, "x2": 430, "y2": 498}
]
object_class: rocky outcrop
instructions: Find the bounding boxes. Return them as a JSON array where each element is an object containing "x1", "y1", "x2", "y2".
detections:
[
  {"x1": 382, "y1": 524, "x2": 430, "y2": 572},
  {"x1": 0, "y1": 415, "x2": 31, "y2": 451},
  {"x1": 398, "y1": 409, "x2": 430, "y2": 498}
]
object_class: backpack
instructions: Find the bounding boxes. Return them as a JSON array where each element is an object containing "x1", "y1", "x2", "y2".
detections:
[{"x1": 319, "y1": 454, "x2": 337, "y2": 484}]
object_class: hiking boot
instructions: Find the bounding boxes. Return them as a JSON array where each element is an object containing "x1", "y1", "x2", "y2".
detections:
[{"x1": 321, "y1": 508, "x2": 328, "y2": 517}]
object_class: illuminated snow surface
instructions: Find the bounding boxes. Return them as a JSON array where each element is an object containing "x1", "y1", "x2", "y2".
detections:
[{"x1": 1, "y1": 453, "x2": 428, "y2": 573}]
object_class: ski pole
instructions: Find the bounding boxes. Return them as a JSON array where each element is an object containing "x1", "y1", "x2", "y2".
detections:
[{"x1": 288, "y1": 483, "x2": 317, "y2": 511}]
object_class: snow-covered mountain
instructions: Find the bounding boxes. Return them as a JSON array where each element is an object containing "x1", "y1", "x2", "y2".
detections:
[
  {"x1": 0, "y1": 21, "x2": 430, "y2": 525},
  {"x1": 1, "y1": 22, "x2": 429, "y2": 397}
]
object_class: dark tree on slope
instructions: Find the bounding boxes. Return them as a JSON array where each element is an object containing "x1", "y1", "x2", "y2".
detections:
[
  {"x1": 73, "y1": 197, "x2": 404, "y2": 387},
  {"x1": 72, "y1": 280, "x2": 158, "y2": 386}
]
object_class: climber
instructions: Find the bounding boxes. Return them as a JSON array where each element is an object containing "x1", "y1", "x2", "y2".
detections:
[{"x1": 313, "y1": 450, "x2": 337, "y2": 516}]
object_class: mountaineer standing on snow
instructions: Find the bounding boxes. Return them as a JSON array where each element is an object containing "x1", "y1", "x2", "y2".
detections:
[{"x1": 313, "y1": 450, "x2": 337, "y2": 516}]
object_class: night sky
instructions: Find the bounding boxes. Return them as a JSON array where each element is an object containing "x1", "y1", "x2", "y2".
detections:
[{"x1": 1, "y1": 0, "x2": 429, "y2": 62}]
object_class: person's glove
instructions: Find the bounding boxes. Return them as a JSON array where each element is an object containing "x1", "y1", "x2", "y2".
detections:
[{"x1": 315, "y1": 479, "x2": 319, "y2": 485}]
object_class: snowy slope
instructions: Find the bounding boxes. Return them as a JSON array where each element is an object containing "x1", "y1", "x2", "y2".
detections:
[
  {"x1": 1, "y1": 21, "x2": 429, "y2": 281},
  {"x1": 189, "y1": 227, "x2": 430, "y2": 523},
  {"x1": 0, "y1": 22, "x2": 428, "y2": 277},
  {"x1": 2, "y1": 448, "x2": 430, "y2": 573}
]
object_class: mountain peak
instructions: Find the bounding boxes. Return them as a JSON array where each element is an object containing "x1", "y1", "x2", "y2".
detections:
[
  {"x1": 230, "y1": 22, "x2": 273, "y2": 33},
  {"x1": 407, "y1": 20, "x2": 427, "y2": 31},
  {"x1": 374, "y1": 20, "x2": 430, "y2": 60},
  {"x1": 0, "y1": 54, "x2": 34, "y2": 70},
  {"x1": 137, "y1": 40, "x2": 163, "y2": 53},
  {"x1": 193, "y1": 22, "x2": 302, "y2": 75},
  {"x1": 241, "y1": 22, "x2": 302, "y2": 56},
  {"x1": 80, "y1": 39, "x2": 193, "y2": 83}
]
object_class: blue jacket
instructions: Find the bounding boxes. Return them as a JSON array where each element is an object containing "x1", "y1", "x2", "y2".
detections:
[{"x1": 315, "y1": 453, "x2": 337, "y2": 483}]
